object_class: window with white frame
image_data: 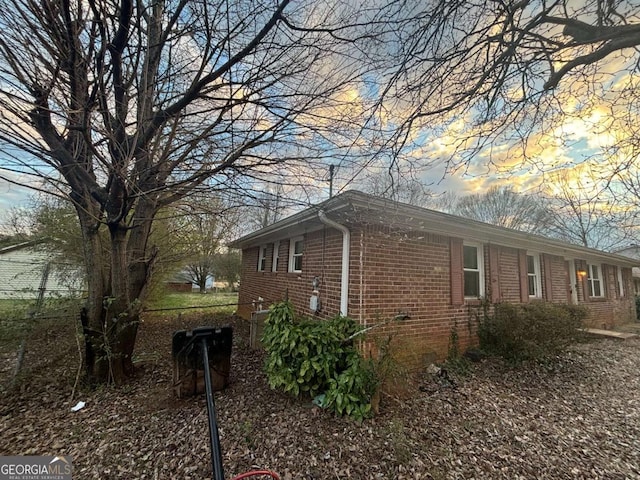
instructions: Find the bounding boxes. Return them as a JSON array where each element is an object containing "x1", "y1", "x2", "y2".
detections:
[
  {"x1": 257, "y1": 245, "x2": 268, "y2": 272},
  {"x1": 617, "y1": 266, "x2": 625, "y2": 297},
  {"x1": 527, "y1": 253, "x2": 542, "y2": 298},
  {"x1": 587, "y1": 263, "x2": 603, "y2": 297},
  {"x1": 463, "y1": 243, "x2": 484, "y2": 298},
  {"x1": 272, "y1": 241, "x2": 280, "y2": 272},
  {"x1": 288, "y1": 236, "x2": 304, "y2": 273}
]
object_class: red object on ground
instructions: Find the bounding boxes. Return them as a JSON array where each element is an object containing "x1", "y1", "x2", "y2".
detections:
[{"x1": 231, "y1": 470, "x2": 280, "y2": 480}]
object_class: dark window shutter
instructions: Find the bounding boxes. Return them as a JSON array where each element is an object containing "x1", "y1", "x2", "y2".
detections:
[
  {"x1": 543, "y1": 254, "x2": 553, "y2": 301},
  {"x1": 579, "y1": 260, "x2": 589, "y2": 301},
  {"x1": 488, "y1": 245, "x2": 501, "y2": 303},
  {"x1": 450, "y1": 237, "x2": 464, "y2": 306},
  {"x1": 564, "y1": 260, "x2": 572, "y2": 302},
  {"x1": 601, "y1": 264, "x2": 610, "y2": 298},
  {"x1": 518, "y1": 249, "x2": 529, "y2": 303}
]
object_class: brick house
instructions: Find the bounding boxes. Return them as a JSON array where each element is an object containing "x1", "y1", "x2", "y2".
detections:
[
  {"x1": 613, "y1": 244, "x2": 640, "y2": 295},
  {"x1": 230, "y1": 191, "x2": 637, "y2": 364}
]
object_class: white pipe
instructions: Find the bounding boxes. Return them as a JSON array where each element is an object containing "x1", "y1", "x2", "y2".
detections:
[{"x1": 318, "y1": 210, "x2": 350, "y2": 316}]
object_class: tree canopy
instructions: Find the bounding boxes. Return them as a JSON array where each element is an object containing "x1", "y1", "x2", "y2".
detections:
[
  {"x1": 1, "y1": 0, "x2": 639, "y2": 383},
  {"x1": 0, "y1": 0, "x2": 380, "y2": 382},
  {"x1": 364, "y1": 0, "x2": 640, "y2": 182}
]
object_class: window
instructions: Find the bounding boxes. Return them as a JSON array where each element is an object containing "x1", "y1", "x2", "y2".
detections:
[
  {"x1": 272, "y1": 241, "x2": 280, "y2": 273},
  {"x1": 587, "y1": 264, "x2": 603, "y2": 297},
  {"x1": 617, "y1": 266, "x2": 625, "y2": 297},
  {"x1": 257, "y1": 245, "x2": 268, "y2": 272},
  {"x1": 288, "y1": 236, "x2": 304, "y2": 273},
  {"x1": 463, "y1": 243, "x2": 484, "y2": 298},
  {"x1": 527, "y1": 253, "x2": 542, "y2": 298}
]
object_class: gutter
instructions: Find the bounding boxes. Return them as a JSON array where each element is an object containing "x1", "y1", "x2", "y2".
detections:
[{"x1": 318, "y1": 210, "x2": 350, "y2": 317}]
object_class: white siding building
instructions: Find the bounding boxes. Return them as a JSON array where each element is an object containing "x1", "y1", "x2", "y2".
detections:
[{"x1": 0, "y1": 242, "x2": 83, "y2": 299}]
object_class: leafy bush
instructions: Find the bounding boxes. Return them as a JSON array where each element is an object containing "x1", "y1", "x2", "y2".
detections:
[
  {"x1": 321, "y1": 352, "x2": 377, "y2": 419},
  {"x1": 477, "y1": 302, "x2": 587, "y2": 361},
  {"x1": 443, "y1": 326, "x2": 472, "y2": 376},
  {"x1": 262, "y1": 301, "x2": 377, "y2": 421}
]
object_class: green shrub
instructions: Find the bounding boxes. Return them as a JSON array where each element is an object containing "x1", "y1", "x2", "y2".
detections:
[
  {"x1": 477, "y1": 302, "x2": 587, "y2": 362},
  {"x1": 443, "y1": 325, "x2": 472, "y2": 375},
  {"x1": 261, "y1": 301, "x2": 377, "y2": 421},
  {"x1": 321, "y1": 352, "x2": 376, "y2": 420}
]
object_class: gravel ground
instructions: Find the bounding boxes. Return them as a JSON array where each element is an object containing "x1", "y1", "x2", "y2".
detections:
[{"x1": 1, "y1": 314, "x2": 639, "y2": 480}]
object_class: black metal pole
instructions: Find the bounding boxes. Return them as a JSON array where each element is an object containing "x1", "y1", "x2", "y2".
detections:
[{"x1": 200, "y1": 337, "x2": 225, "y2": 480}]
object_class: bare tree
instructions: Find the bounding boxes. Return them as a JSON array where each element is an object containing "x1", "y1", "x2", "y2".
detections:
[
  {"x1": 360, "y1": 170, "x2": 434, "y2": 206},
  {"x1": 541, "y1": 168, "x2": 631, "y2": 250},
  {"x1": 212, "y1": 249, "x2": 242, "y2": 291},
  {"x1": 0, "y1": 0, "x2": 374, "y2": 383},
  {"x1": 449, "y1": 186, "x2": 553, "y2": 233},
  {"x1": 169, "y1": 195, "x2": 240, "y2": 293},
  {"x1": 245, "y1": 185, "x2": 286, "y2": 230},
  {"x1": 2, "y1": 206, "x2": 33, "y2": 241},
  {"x1": 370, "y1": 1, "x2": 640, "y2": 173}
]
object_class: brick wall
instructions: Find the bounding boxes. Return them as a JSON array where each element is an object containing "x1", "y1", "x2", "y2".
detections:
[
  {"x1": 237, "y1": 222, "x2": 637, "y2": 368},
  {"x1": 575, "y1": 262, "x2": 635, "y2": 329},
  {"x1": 355, "y1": 225, "x2": 475, "y2": 368},
  {"x1": 541, "y1": 253, "x2": 572, "y2": 303},
  {"x1": 496, "y1": 246, "x2": 521, "y2": 303},
  {"x1": 236, "y1": 228, "x2": 346, "y2": 320}
]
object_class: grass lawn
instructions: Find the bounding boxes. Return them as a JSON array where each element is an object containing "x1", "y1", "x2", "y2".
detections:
[
  {"x1": 0, "y1": 298, "x2": 34, "y2": 318},
  {"x1": 145, "y1": 291, "x2": 238, "y2": 315},
  {"x1": 0, "y1": 291, "x2": 238, "y2": 356},
  {"x1": 0, "y1": 297, "x2": 83, "y2": 352},
  {"x1": 0, "y1": 299, "x2": 32, "y2": 350}
]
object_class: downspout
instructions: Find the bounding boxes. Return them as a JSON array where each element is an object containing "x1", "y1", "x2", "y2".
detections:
[{"x1": 318, "y1": 210, "x2": 350, "y2": 317}]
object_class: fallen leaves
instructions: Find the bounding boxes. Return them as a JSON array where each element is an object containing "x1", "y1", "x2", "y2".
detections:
[{"x1": 1, "y1": 314, "x2": 640, "y2": 479}]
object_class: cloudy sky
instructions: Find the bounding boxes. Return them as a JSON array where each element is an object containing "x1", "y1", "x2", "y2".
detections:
[{"x1": 1, "y1": 0, "x2": 639, "y2": 227}]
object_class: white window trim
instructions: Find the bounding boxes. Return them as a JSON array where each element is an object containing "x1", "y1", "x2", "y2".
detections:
[
  {"x1": 463, "y1": 242, "x2": 485, "y2": 298},
  {"x1": 288, "y1": 236, "x2": 304, "y2": 273},
  {"x1": 617, "y1": 266, "x2": 625, "y2": 298},
  {"x1": 272, "y1": 241, "x2": 280, "y2": 273},
  {"x1": 587, "y1": 263, "x2": 604, "y2": 298},
  {"x1": 527, "y1": 252, "x2": 542, "y2": 298},
  {"x1": 257, "y1": 245, "x2": 267, "y2": 272}
]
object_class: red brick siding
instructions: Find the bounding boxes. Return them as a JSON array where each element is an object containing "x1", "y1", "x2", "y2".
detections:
[
  {"x1": 542, "y1": 254, "x2": 553, "y2": 301},
  {"x1": 355, "y1": 225, "x2": 476, "y2": 367},
  {"x1": 450, "y1": 238, "x2": 463, "y2": 305},
  {"x1": 544, "y1": 254, "x2": 568, "y2": 303},
  {"x1": 488, "y1": 245, "x2": 501, "y2": 303},
  {"x1": 496, "y1": 246, "x2": 521, "y2": 303},
  {"x1": 566, "y1": 260, "x2": 635, "y2": 329},
  {"x1": 165, "y1": 282, "x2": 192, "y2": 292},
  {"x1": 237, "y1": 229, "x2": 346, "y2": 320},
  {"x1": 237, "y1": 224, "x2": 636, "y2": 367}
]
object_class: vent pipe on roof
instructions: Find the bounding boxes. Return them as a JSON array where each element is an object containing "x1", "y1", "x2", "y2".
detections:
[{"x1": 318, "y1": 210, "x2": 349, "y2": 317}]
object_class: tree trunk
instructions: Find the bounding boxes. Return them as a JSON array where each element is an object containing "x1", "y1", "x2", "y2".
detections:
[{"x1": 76, "y1": 195, "x2": 154, "y2": 385}]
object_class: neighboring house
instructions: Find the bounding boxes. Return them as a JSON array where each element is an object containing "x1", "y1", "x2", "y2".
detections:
[
  {"x1": 613, "y1": 245, "x2": 640, "y2": 295},
  {"x1": 165, "y1": 271, "x2": 215, "y2": 293},
  {"x1": 230, "y1": 191, "x2": 638, "y2": 365},
  {"x1": 0, "y1": 241, "x2": 83, "y2": 299},
  {"x1": 165, "y1": 272, "x2": 194, "y2": 292}
]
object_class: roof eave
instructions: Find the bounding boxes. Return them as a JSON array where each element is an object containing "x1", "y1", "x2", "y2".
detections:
[
  {"x1": 230, "y1": 190, "x2": 640, "y2": 267},
  {"x1": 344, "y1": 192, "x2": 639, "y2": 267},
  {"x1": 228, "y1": 194, "x2": 352, "y2": 249}
]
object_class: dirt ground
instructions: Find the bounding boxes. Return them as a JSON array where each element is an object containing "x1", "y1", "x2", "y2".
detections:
[{"x1": 1, "y1": 313, "x2": 639, "y2": 480}]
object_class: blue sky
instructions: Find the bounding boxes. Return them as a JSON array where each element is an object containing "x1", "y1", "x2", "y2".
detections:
[{"x1": 0, "y1": 176, "x2": 31, "y2": 209}]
